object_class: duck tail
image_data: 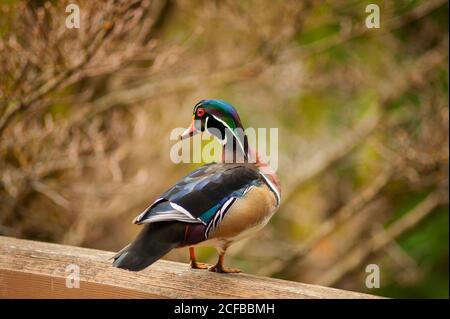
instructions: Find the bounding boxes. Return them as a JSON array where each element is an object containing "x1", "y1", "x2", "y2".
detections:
[{"x1": 112, "y1": 222, "x2": 185, "y2": 271}]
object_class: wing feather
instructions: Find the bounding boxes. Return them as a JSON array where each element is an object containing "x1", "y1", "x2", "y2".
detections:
[{"x1": 132, "y1": 163, "x2": 262, "y2": 231}]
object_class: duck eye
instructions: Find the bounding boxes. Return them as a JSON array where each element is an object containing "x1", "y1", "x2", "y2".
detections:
[{"x1": 196, "y1": 107, "x2": 205, "y2": 117}]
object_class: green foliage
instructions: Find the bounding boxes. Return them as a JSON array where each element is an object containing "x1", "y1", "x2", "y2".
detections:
[
  {"x1": 379, "y1": 208, "x2": 449, "y2": 298},
  {"x1": 296, "y1": 23, "x2": 341, "y2": 46}
]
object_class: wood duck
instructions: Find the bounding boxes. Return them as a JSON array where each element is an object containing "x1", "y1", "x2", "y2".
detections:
[{"x1": 113, "y1": 99, "x2": 281, "y2": 273}]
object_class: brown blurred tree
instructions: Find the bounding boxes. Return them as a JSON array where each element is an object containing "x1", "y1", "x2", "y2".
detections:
[{"x1": 0, "y1": 0, "x2": 448, "y2": 298}]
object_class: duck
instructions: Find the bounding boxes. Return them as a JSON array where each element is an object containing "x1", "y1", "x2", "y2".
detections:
[{"x1": 112, "y1": 99, "x2": 281, "y2": 273}]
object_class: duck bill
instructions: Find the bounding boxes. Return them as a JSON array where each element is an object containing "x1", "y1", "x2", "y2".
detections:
[{"x1": 180, "y1": 120, "x2": 199, "y2": 140}]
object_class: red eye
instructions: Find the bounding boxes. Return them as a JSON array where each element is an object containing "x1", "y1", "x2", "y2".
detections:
[{"x1": 196, "y1": 107, "x2": 205, "y2": 117}]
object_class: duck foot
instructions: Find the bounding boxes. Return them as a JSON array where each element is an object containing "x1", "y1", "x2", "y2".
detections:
[
  {"x1": 208, "y1": 264, "x2": 241, "y2": 273},
  {"x1": 190, "y1": 261, "x2": 212, "y2": 270},
  {"x1": 189, "y1": 247, "x2": 211, "y2": 270},
  {"x1": 208, "y1": 251, "x2": 241, "y2": 273}
]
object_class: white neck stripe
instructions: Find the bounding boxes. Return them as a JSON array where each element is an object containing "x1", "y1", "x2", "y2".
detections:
[
  {"x1": 260, "y1": 173, "x2": 281, "y2": 206},
  {"x1": 210, "y1": 114, "x2": 246, "y2": 156}
]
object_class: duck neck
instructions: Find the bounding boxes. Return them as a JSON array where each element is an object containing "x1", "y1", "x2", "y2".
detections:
[
  {"x1": 220, "y1": 132, "x2": 281, "y2": 198},
  {"x1": 221, "y1": 128, "x2": 249, "y2": 163}
]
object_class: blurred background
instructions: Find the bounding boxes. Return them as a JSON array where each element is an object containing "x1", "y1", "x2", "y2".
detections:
[{"x1": 0, "y1": 0, "x2": 448, "y2": 298}]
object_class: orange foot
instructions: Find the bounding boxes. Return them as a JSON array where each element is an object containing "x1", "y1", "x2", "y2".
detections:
[
  {"x1": 208, "y1": 264, "x2": 241, "y2": 273},
  {"x1": 190, "y1": 261, "x2": 212, "y2": 269}
]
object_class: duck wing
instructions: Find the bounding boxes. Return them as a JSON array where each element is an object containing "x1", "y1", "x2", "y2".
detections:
[{"x1": 133, "y1": 163, "x2": 262, "y2": 227}]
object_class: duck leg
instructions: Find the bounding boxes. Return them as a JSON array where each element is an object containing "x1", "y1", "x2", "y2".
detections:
[
  {"x1": 189, "y1": 247, "x2": 211, "y2": 269},
  {"x1": 209, "y1": 253, "x2": 241, "y2": 273}
]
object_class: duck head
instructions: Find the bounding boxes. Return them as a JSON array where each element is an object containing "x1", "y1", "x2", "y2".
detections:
[{"x1": 180, "y1": 99, "x2": 249, "y2": 162}]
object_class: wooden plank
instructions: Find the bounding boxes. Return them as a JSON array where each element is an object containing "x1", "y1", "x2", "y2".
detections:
[{"x1": 0, "y1": 236, "x2": 379, "y2": 299}]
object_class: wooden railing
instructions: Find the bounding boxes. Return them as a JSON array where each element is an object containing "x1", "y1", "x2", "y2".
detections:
[{"x1": 0, "y1": 236, "x2": 379, "y2": 299}]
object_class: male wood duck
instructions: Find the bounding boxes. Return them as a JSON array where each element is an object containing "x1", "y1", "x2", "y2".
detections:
[{"x1": 113, "y1": 99, "x2": 281, "y2": 273}]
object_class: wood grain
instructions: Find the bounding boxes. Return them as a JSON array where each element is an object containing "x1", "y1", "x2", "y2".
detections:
[{"x1": 0, "y1": 236, "x2": 379, "y2": 299}]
